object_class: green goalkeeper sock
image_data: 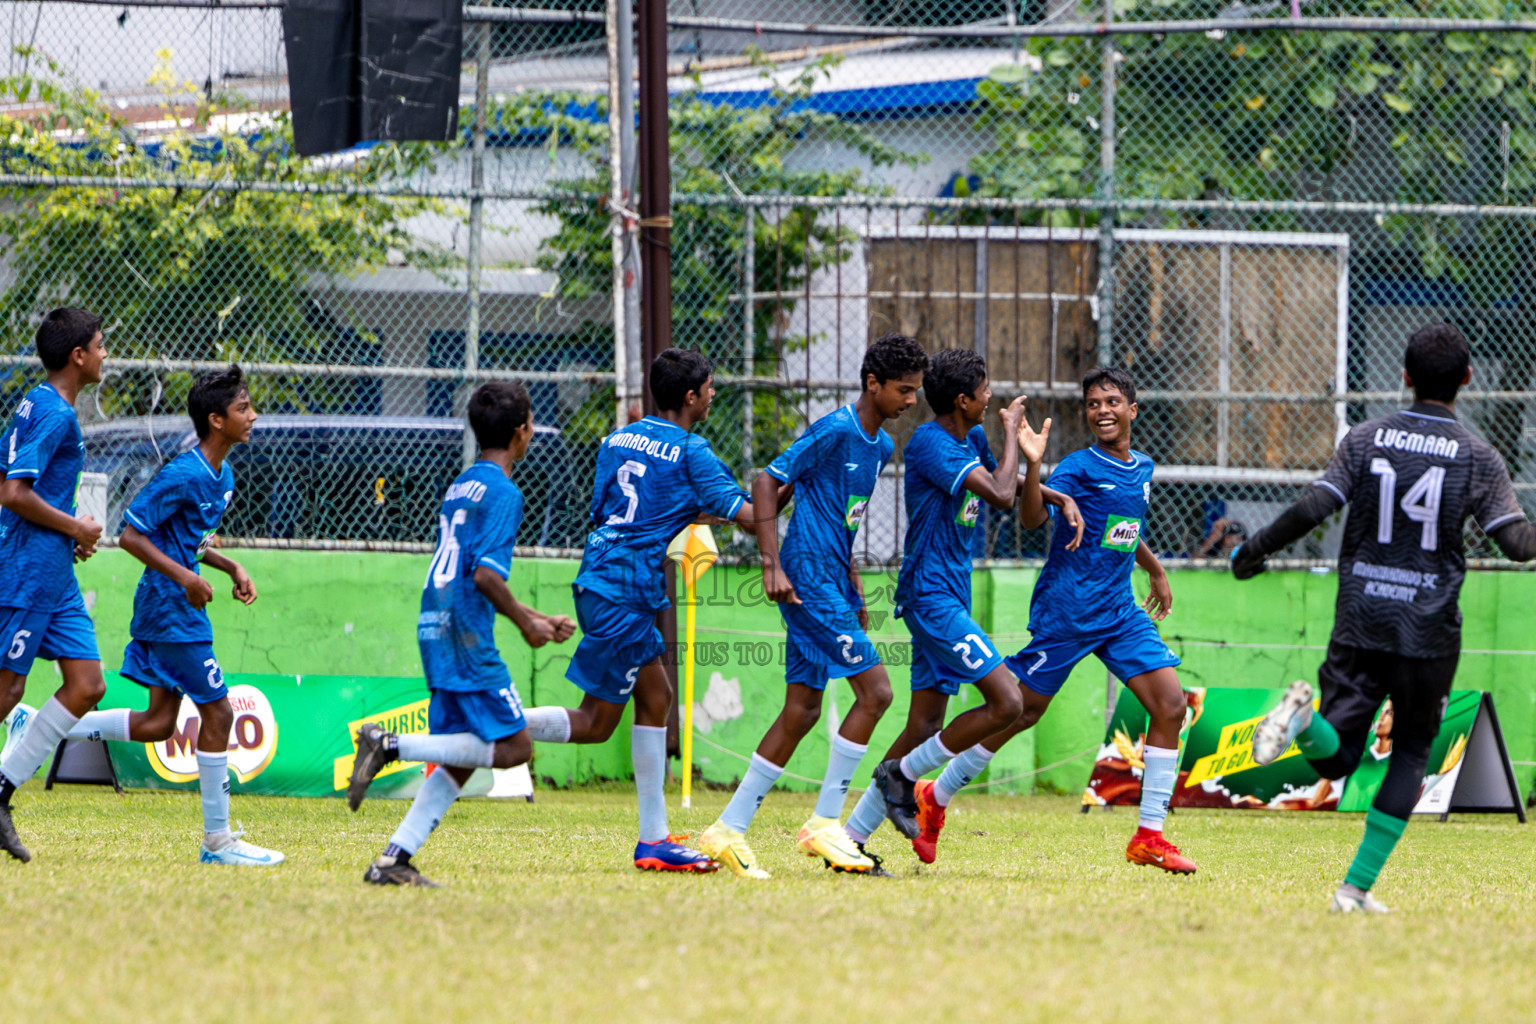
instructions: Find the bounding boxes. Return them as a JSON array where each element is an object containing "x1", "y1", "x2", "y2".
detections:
[
  {"x1": 1343, "y1": 807, "x2": 1408, "y2": 892},
  {"x1": 1296, "y1": 712, "x2": 1340, "y2": 760}
]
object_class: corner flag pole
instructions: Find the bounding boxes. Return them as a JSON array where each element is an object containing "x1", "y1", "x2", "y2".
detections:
[{"x1": 667, "y1": 524, "x2": 718, "y2": 809}]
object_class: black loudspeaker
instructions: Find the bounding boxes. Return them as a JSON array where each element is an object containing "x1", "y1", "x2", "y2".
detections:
[{"x1": 282, "y1": 0, "x2": 461, "y2": 157}]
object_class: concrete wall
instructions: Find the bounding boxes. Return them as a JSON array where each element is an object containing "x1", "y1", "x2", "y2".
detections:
[{"x1": 27, "y1": 552, "x2": 1536, "y2": 796}]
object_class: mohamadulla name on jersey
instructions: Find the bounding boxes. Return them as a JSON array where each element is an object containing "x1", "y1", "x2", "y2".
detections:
[
  {"x1": 1374, "y1": 427, "x2": 1459, "y2": 460},
  {"x1": 609, "y1": 432, "x2": 683, "y2": 462}
]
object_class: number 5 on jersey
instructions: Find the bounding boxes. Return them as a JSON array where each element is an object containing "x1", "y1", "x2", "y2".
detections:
[{"x1": 606, "y1": 460, "x2": 647, "y2": 526}]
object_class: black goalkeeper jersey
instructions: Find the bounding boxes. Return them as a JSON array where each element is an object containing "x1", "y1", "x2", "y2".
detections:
[{"x1": 1315, "y1": 403, "x2": 1524, "y2": 658}]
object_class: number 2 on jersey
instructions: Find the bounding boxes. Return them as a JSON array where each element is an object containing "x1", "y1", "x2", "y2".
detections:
[
  {"x1": 606, "y1": 460, "x2": 648, "y2": 525},
  {"x1": 1370, "y1": 458, "x2": 1445, "y2": 552}
]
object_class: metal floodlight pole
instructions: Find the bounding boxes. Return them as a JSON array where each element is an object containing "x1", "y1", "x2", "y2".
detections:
[
  {"x1": 606, "y1": 0, "x2": 628, "y2": 429},
  {"x1": 463, "y1": 22, "x2": 491, "y2": 469},
  {"x1": 618, "y1": 0, "x2": 643, "y2": 420}
]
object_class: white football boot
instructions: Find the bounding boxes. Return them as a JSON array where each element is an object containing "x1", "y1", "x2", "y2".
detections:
[{"x1": 1252, "y1": 680, "x2": 1314, "y2": 766}]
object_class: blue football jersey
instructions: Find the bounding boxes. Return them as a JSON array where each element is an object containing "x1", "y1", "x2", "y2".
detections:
[
  {"x1": 575, "y1": 416, "x2": 748, "y2": 612},
  {"x1": 765, "y1": 404, "x2": 894, "y2": 598},
  {"x1": 1029, "y1": 445, "x2": 1156, "y2": 638},
  {"x1": 417, "y1": 461, "x2": 523, "y2": 692},
  {"x1": 123, "y1": 448, "x2": 235, "y2": 643},
  {"x1": 0, "y1": 382, "x2": 85, "y2": 610},
  {"x1": 896, "y1": 422, "x2": 998, "y2": 610}
]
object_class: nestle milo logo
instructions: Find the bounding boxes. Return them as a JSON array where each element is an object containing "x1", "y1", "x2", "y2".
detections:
[
  {"x1": 147, "y1": 684, "x2": 278, "y2": 785},
  {"x1": 956, "y1": 494, "x2": 981, "y2": 527},
  {"x1": 1101, "y1": 515, "x2": 1141, "y2": 552},
  {"x1": 845, "y1": 495, "x2": 870, "y2": 530}
]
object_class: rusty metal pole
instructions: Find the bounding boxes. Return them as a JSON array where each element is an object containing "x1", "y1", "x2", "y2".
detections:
[{"x1": 636, "y1": 0, "x2": 680, "y2": 755}]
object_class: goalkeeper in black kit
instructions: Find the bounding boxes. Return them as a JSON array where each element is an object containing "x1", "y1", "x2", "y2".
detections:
[{"x1": 1231, "y1": 323, "x2": 1536, "y2": 914}]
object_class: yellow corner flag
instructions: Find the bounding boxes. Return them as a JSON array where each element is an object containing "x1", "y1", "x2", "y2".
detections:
[{"x1": 667, "y1": 525, "x2": 718, "y2": 808}]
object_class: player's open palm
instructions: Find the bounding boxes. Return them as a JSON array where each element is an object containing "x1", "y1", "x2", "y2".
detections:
[
  {"x1": 1143, "y1": 573, "x2": 1173, "y2": 621},
  {"x1": 1018, "y1": 411, "x2": 1052, "y2": 465},
  {"x1": 999, "y1": 395, "x2": 1027, "y2": 438}
]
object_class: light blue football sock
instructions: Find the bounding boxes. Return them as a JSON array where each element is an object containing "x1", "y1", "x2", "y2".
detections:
[
  {"x1": 899, "y1": 734, "x2": 956, "y2": 781},
  {"x1": 1138, "y1": 745, "x2": 1179, "y2": 831},
  {"x1": 843, "y1": 783, "x2": 887, "y2": 844},
  {"x1": 395, "y1": 732, "x2": 495, "y2": 769},
  {"x1": 719, "y1": 753, "x2": 783, "y2": 834},
  {"x1": 933, "y1": 744, "x2": 994, "y2": 807},
  {"x1": 387, "y1": 768, "x2": 462, "y2": 856},
  {"x1": 0, "y1": 697, "x2": 78, "y2": 789},
  {"x1": 632, "y1": 724, "x2": 669, "y2": 844},
  {"x1": 67, "y1": 708, "x2": 131, "y2": 743},
  {"x1": 196, "y1": 749, "x2": 230, "y2": 836},
  {"x1": 814, "y1": 733, "x2": 867, "y2": 820}
]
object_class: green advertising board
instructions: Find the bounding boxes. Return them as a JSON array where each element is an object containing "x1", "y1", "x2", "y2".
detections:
[
  {"x1": 1084, "y1": 685, "x2": 1525, "y2": 817},
  {"x1": 83, "y1": 672, "x2": 441, "y2": 799}
]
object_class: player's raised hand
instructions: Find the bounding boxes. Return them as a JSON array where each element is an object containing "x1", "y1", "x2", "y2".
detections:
[
  {"x1": 1142, "y1": 572, "x2": 1173, "y2": 621},
  {"x1": 762, "y1": 562, "x2": 800, "y2": 605},
  {"x1": 999, "y1": 394, "x2": 1028, "y2": 437},
  {"x1": 183, "y1": 572, "x2": 215, "y2": 610},
  {"x1": 1057, "y1": 493, "x2": 1085, "y2": 551},
  {"x1": 1018, "y1": 411, "x2": 1052, "y2": 465},
  {"x1": 230, "y1": 566, "x2": 258, "y2": 605},
  {"x1": 1229, "y1": 541, "x2": 1267, "y2": 580}
]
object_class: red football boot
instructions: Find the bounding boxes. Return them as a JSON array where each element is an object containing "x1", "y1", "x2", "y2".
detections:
[
  {"x1": 912, "y1": 780, "x2": 947, "y2": 865},
  {"x1": 1125, "y1": 827, "x2": 1197, "y2": 874}
]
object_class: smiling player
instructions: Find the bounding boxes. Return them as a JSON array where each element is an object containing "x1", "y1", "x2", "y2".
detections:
[{"x1": 697, "y1": 334, "x2": 928, "y2": 879}]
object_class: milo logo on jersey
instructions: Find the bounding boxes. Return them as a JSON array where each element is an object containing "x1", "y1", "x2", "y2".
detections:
[
  {"x1": 844, "y1": 495, "x2": 871, "y2": 530},
  {"x1": 1100, "y1": 515, "x2": 1142, "y2": 552},
  {"x1": 956, "y1": 493, "x2": 982, "y2": 528}
]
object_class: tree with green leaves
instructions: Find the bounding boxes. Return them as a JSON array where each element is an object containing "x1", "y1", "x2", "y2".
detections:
[
  {"x1": 969, "y1": 3, "x2": 1536, "y2": 466},
  {"x1": 505, "y1": 52, "x2": 920, "y2": 466},
  {"x1": 0, "y1": 47, "x2": 445, "y2": 416}
]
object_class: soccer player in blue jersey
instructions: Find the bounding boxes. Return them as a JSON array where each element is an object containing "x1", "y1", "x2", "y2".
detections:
[
  {"x1": 0, "y1": 308, "x2": 109, "y2": 861},
  {"x1": 841, "y1": 348, "x2": 1079, "y2": 864},
  {"x1": 517, "y1": 348, "x2": 764, "y2": 873},
  {"x1": 695, "y1": 333, "x2": 928, "y2": 879},
  {"x1": 40, "y1": 365, "x2": 284, "y2": 865},
  {"x1": 916, "y1": 366, "x2": 1196, "y2": 873},
  {"x1": 347, "y1": 381, "x2": 575, "y2": 887}
]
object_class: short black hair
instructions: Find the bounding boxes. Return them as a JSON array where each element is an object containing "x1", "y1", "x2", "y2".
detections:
[
  {"x1": 1404, "y1": 323, "x2": 1470, "y2": 403},
  {"x1": 468, "y1": 380, "x2": 532, "y2": 450},
  {"x1": 861, "y1": 333, "x2": 929, "y2": 390},
  {"x1": 925, "y1": 348, "x2": 988, "y2": 415},
  {"x1": 187, "y1": 364, "x2": 248, "y2": 439},
  {"x1": 36, "y1": 307, "x2": 102, "y2": 372},
  {"x1": 650, "y1": 348, "x2": 712, "y2": 411},
  {"x1": 1082, "y1": 366, "x2": 1137, "y2": 406}
]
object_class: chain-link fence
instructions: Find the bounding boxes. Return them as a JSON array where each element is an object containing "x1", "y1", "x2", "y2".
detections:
[{"x1": 2, "y1": 1, "x2": 1533, "y2": 565}]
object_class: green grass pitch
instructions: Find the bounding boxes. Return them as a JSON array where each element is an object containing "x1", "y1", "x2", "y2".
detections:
[{"x1": 3, "y1": 784, "x2": 1534, "y2": 1023}]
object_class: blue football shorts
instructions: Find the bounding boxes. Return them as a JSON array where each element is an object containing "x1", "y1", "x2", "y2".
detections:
[
  {"x1": 429, "y1": 685, "x2": 527, "y2": 744},
  {"x1": 780, "y1": 581, "x2": 880, "y2": 691},
  {"x1": 899, "y1": 599, "x2": 1004, "y2": 697},
  {"x1": 1005, "y1": 612, "x2": 1181, "y2": 697},
  {"x1": 565, "y1": 585, "x2": 667, "y2": 705},
  {"x1": 0, "y1": 593, "x2": 100, "y2": 677},
  {"x1": 121, "y1": 639, "x2": 228, "y2": 705}
]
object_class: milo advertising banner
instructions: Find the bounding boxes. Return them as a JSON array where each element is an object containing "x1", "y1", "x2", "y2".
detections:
[
  {"x1": 1084, "y1": 686, "x2": 1524, "y2": 818},
  {"x1": 51, "y1": 672, "x2": 531, "y2": 800}
]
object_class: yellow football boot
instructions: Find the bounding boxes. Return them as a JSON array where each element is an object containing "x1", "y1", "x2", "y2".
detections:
[
  {"x1": 698, "y1": 820, "x2": 771, "y2": 879},
  {"x1": 796, "y1": 814, "x2": 875, "y2": 873}
]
